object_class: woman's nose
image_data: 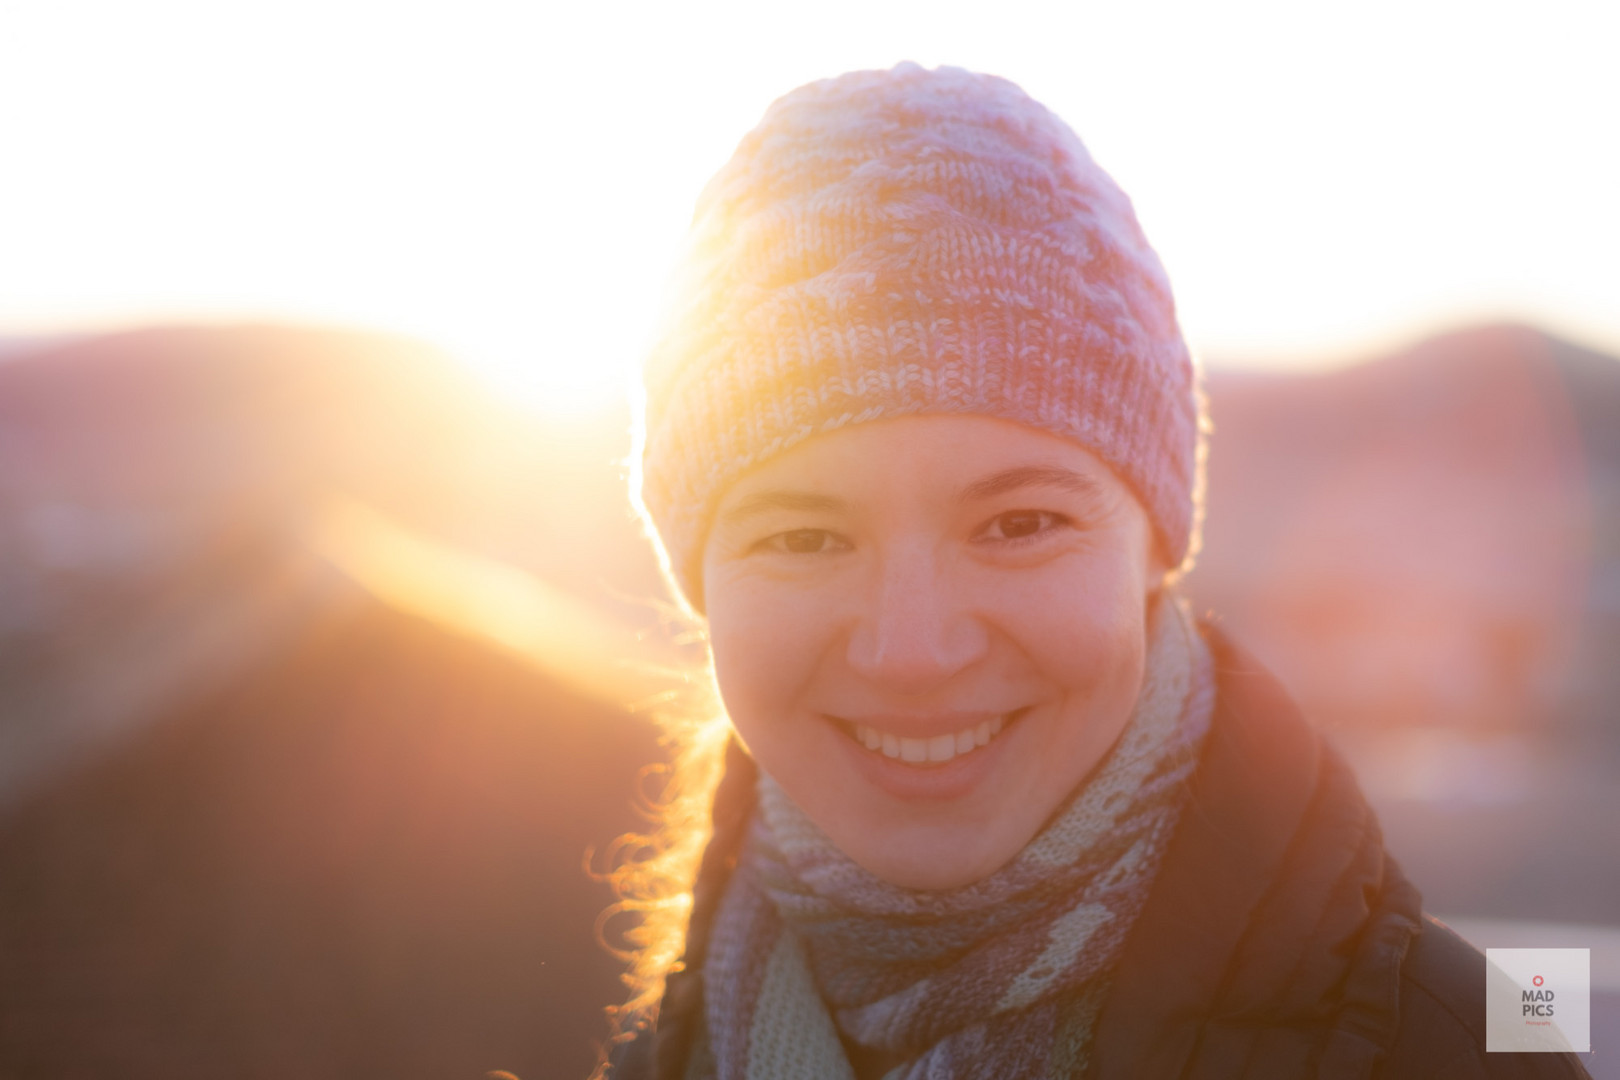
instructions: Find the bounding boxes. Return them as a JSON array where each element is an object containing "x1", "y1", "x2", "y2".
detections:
[{"x1": 843, "y1": 550, "x2": 989, "y2": 694}]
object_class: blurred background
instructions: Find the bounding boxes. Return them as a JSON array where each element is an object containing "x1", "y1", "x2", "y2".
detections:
[{"x1": 1, "y1": 1, "x2": 1616, "y2": 1076}]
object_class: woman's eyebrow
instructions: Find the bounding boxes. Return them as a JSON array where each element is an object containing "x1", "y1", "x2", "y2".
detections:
[
  {"x1": 957, "y1": 465, "x2": 1105, "y2": 503},
  {"x1": 717, "y1": 490, "x2": 848, "y2": 525}
]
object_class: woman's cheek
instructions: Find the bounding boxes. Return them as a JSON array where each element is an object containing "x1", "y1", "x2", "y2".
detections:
[
  {"x1": 707, "y1": 575, "x2": 828, "y2": 744},
  {"x1": 988, "y1": 550, "x2": 1142, "y2": 657}
]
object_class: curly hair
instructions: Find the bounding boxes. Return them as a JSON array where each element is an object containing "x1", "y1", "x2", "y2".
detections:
[{"x1": 587, "y1": 633, "x2": 732, "y2": 1077}]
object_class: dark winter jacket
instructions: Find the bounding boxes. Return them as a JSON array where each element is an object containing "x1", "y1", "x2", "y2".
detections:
[{"x1": 610, "y1": 625, "x2": 1592, "y2": 1079}]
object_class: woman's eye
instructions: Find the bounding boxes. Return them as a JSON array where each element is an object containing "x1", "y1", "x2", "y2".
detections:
[
  {"x1": 982, "y1": 510, "x2": 1064, "y2": 541},
  {"x1": 765, "y1": 528, "x2": 842, "y2": 554}
]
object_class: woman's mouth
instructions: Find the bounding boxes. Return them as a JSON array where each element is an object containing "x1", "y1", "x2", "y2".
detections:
[{"x1": 831, "y1": 709, "x2": 1028, "y2": 766}]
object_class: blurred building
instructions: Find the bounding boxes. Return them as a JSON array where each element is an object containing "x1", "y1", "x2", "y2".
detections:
[{"x1": 1188, "y1": 323, "x2": 1618, "y2": 747}]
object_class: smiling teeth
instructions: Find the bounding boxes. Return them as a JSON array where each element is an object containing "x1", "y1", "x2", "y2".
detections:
[{"x1": 853, "y1": 716, "x2": 1010, "y2": 765}]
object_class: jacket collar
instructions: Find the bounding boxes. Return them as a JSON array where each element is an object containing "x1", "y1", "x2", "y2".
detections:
[{"x1": 1086, "y1": 622, "x2": 1423, "y2": 1078}]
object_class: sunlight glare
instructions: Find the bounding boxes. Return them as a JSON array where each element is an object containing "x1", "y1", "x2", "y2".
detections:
[{"x1": 2, "y1": 0, "x2": 1616, "y2": 374}]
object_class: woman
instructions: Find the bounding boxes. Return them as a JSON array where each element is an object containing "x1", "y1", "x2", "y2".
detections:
[{"x1": 601, "y1": 64, "x2": 1590, "y2": 1079}]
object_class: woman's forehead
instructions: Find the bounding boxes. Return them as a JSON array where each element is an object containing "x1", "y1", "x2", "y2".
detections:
[{"x1": 717, "y1": 414, "x2": 1128, "y2": 505}]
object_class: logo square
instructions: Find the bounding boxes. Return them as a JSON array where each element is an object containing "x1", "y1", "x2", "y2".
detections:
[{"x1": 1486, "y1": 947, "x2": 1591, "y2": 1052}]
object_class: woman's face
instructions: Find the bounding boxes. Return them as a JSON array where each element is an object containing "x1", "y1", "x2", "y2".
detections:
[{"x1": 700, "y1": 414, "x2": 1165, "y2": 890}]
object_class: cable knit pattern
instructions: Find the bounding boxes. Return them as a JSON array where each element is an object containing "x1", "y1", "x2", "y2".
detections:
[
  {"x1": 638, "y1": 63, "x2": 1202, "y2": 612},
  {"x1": 693, "y1": 593, "x2": 1216, "y2": 1080}
]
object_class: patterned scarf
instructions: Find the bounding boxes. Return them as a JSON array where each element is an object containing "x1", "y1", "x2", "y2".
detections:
[{"x1": 691, "y1": 593, "x2": 1216, "y2": 1080}]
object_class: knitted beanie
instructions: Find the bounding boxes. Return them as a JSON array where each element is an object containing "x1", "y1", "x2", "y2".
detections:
[{"x1": 636, "y1": 62, "x2": 1204, "y2": 613}]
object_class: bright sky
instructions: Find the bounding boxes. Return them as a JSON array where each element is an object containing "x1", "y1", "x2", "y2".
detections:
[{"x1": 2, "y1": 0, "x2": 1616, "y2": 416}]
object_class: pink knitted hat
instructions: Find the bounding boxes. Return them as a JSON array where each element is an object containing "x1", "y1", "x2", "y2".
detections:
[{"x1": 637, "y1": 63, "x2": 1204, "y2": 613}]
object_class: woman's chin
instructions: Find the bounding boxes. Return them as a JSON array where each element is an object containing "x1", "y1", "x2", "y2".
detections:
[
  {"x1": 839, "y1": 828, "x2": 1010, "y2": 891},
  {"x1": 781, "y1": 707, "x2": 1046, "y2": 890},
  {"x1": 814, "y1": 809, "x2": 1030, "y2": 891}
]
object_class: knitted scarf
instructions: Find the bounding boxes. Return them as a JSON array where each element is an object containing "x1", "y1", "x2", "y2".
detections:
[{"x1": 691, "y1": 593, "x2": 1216, "y2": 1080}]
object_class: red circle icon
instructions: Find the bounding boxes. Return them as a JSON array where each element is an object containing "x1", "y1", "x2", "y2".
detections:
[{"x1": 1533, "y1": 975, "x2": 1544, "y2": 987}]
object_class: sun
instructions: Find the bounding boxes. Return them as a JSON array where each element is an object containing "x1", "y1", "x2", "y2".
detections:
[{"x1": 439, "y1": 331, "x2": 633, "y2": 421}]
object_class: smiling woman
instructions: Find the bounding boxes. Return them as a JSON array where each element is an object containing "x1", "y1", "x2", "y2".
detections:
[
  {"x1": 600, "y1": 64, "x2": 1592, "y2": 1080},
  {"x1": 702, "y1": 417, "x2": 1159, "y2": 892}
]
